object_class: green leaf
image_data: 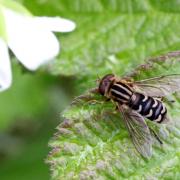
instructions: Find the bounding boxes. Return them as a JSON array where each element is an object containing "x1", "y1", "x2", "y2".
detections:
[
  {"x1": 22, "y1": 1, "x2": 180, "y2": 77},
  {"x1": 51, "y1": 10, "x2": 180, "y2": 77},
  {"x1": 47, "y1": 53, "x2": 180, "y2": 179},
  {"x1": 18, "y1": 0, "x2": 180, "y2": 178},
  {"x1": 17, "y1": 0, "x2": 180, "y2": 77}
]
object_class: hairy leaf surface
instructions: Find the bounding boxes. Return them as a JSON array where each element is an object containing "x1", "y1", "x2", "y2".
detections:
[{"x1": 47, "y1": 54, "x2": 180, "y2": 179}]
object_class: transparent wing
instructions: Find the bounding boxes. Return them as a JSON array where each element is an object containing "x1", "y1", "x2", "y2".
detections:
[
  {"x1": 133, "y1": 74, "x2": 180, "y2": 97},
  {"x1": 118, "y1": 104, "x2": 153, "y2": 158}
]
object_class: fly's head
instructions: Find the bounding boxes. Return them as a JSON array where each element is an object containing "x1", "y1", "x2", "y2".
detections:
[{"x1": 98, "y1": 74, "x2": 115, "y2": 96}]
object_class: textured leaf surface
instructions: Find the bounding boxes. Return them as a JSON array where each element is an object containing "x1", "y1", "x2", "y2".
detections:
[
  {"x1": 20, "y1": 0, "x2": 180, "y2": 77},
  {"x1": 47, "y1": 54, "x2": 180, "y2": 179},
  {"x1": 18, "y1": 0, "x2": 180, "y2": 179}
]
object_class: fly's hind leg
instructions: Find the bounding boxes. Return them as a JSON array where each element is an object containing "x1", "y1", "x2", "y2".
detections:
[
  {"x1": 155, "y1": 96, "x2": 175, "y2": 104},
  {"x1": 162, "y1": 97, "x2": 175, "y2": 105}
]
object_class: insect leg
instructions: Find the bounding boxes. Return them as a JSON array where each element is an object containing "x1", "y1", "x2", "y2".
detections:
[
  {"x1": 161, "y1": 97, "x2": 175, "y2": 104},
  {"x1": 71, "y1": 88, "x2": 99, "y2": 105}
]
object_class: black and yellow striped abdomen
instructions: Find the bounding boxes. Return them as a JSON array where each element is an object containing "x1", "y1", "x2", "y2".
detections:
[
  {"x1": 129, "y1": 93, "x2": 167, "y2": 123},
  {"x1": 110, "y1": 82, "x2": 133, "y2": 104},
  {"x1": 109, "y1": 82, "x2": 167, "y2": 123}
]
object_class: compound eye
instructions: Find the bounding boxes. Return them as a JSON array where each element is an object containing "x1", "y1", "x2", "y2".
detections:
[
  {"x1": 99, "y1": 82, "x2": 106, "y2": 95},
  {"x1": 104, "y1": 80, "x2": 108, "y2": 86},
  {"x1": 98, "y1": 74, "x2": 114, "y2": 95}
]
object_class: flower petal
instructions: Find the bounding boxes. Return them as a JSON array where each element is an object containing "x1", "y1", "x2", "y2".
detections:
[
  {"x1": 3, "y1": 8, "x2": 60, "y2": 70},
  {"x1": 0, "y1": 38, "x2": 12, "y2": 91},
  {"x1": 33, "y1": 17, "x2": 76, "y2": 32}
]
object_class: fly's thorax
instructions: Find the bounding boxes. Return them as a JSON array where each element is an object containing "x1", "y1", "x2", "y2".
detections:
[
  {"x1": 109, "y1": 82, "x2": 133, "y2": 104},
  {"x1": 129, "y1": 92, "x2": 167, "y2": 123}
]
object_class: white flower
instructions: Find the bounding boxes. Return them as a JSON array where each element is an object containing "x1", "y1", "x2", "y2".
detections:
[{"x1": 0, "y1": 6, "x2": 76, "y2": 91}]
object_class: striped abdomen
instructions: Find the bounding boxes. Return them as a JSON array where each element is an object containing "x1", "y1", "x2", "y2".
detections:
[
  {"x1": 129, "y1": 93, "x2": 167, "y2": 123},
  {"x1": 109, "y1": 82, "x2": 167, "y2": 123},
  {"x1": 110, "y1": 82, "x2": 133, "y2": 104}
]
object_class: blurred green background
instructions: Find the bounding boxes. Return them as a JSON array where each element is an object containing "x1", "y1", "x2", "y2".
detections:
[
  {"x1": 0, "y1": 0, "x2": 180, "y2": 179},
  {"x1": 0, "y1": 61, "x2": 75, "y2": 180},
  {"x1": 0, "y1": 1, "x2": 78, "y2": 179}
]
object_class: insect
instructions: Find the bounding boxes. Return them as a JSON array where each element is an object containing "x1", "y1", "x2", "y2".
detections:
[{"x1": 97, "y1": 73, "x2": 180, "y2": 158}]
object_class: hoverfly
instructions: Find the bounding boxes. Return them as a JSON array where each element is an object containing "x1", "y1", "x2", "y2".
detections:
[
  {"x1": 72, "y1": 51, "x2": 180, "y2": 158},
  {"x1": 96, "y1": 73, "x2": 180, "y2": 158}
]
